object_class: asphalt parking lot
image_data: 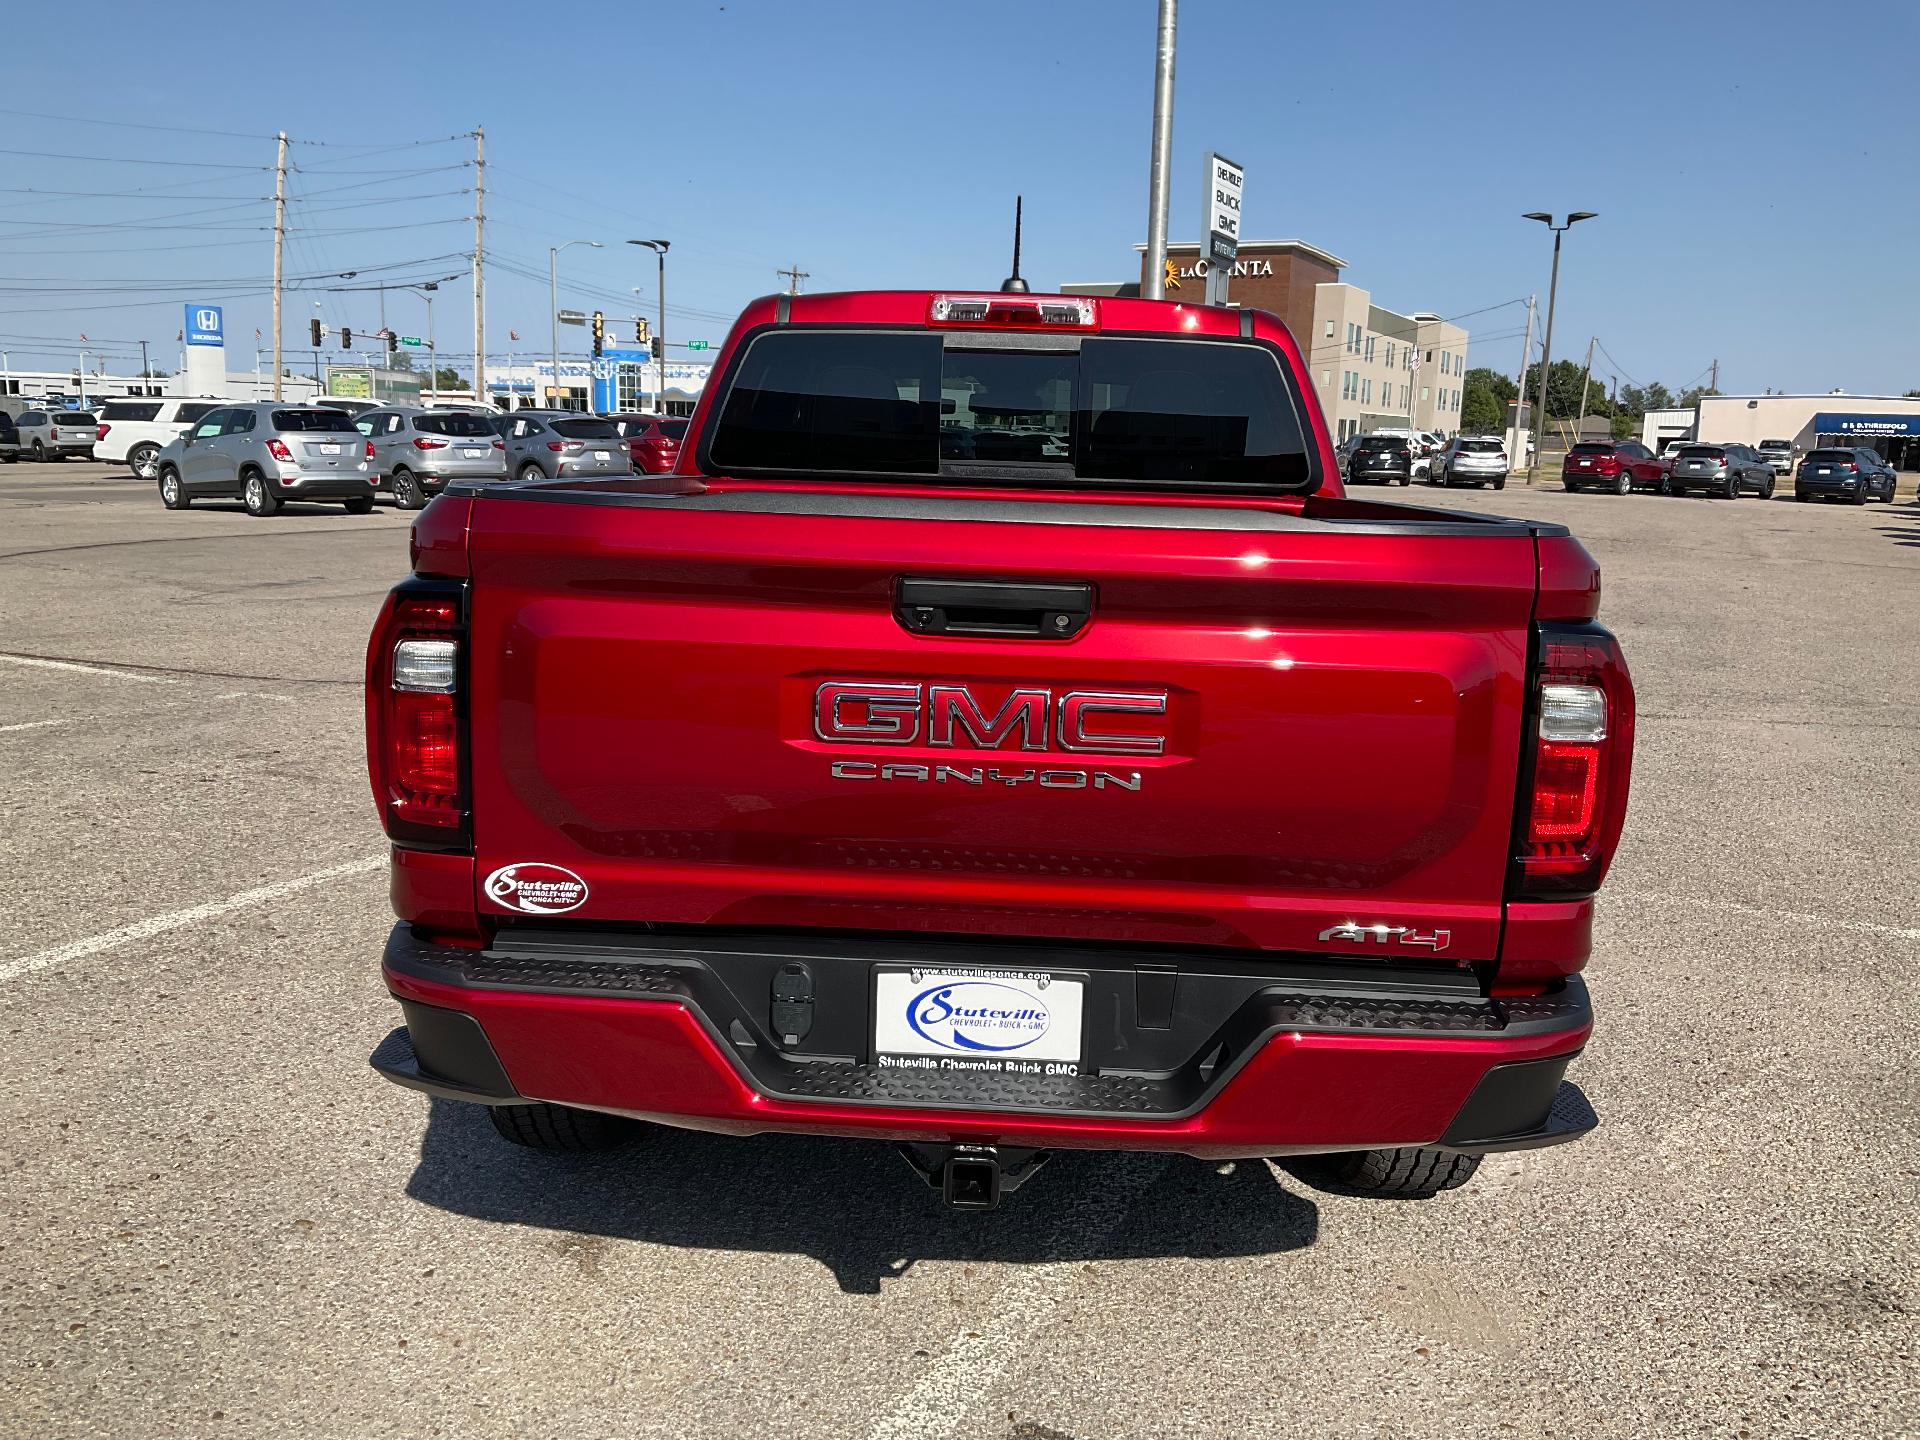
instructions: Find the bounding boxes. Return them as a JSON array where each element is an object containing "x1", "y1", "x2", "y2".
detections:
[{"x1": 3, "y1": 459, "x2": 1916, "y2": 1440}]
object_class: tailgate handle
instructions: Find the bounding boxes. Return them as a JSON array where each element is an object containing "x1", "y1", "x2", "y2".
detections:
[{"x1": 895, "y1": 577, "x2": 1093, "y2": 639}]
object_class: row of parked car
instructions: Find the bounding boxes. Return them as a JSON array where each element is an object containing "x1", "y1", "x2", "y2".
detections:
[
  {"x1": 1559, "y1": 439, "x2": 1900, "y2": 503},
  {"x1": 1337, "y1": 425, "x2": 1903, "y2": 505},
  {"x1": 0, "y1": 396, "x2": 686, "y2": 516}
]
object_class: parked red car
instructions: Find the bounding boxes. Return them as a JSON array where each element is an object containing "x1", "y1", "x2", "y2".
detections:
[
  {"x1": 605, "y1": 413, "x2": 687, "y2": 474},
  {"x1": 1562, "y1": 440, "x2": 1669, "y2": 495}
]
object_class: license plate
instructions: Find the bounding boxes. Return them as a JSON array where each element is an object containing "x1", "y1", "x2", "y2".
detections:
[
  {"x1": 462, "y1": 448, "x2": 486, "y2": 459},
  {"x1": 594, "y1": 450, "x2": 611, "y2": 462},
  {"x1": 873, "y1": 967, "x2": 1084, "y2": 1073},
  {"x1": 1812, "y1": 468, "x2": 1830, "y2": 476},
  {"x1": 1578, "y1": 459, "x2": 1591, "y2": 467},
  {"x1": 318, "y1": 443, "x2": 341, "y2": 455}
]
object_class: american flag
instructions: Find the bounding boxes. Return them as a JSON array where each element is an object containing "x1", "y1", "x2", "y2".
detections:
[
  {"x1": 79, "y1": 332, "x2": 89, "y2": 342},
  {"x1": 509, "y1": 330, "x2": 520, "y2": 341}
]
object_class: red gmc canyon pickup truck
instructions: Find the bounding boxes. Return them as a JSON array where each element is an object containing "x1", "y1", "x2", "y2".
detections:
[{"x1": 367, "y1": 289, "x2": 1634, "y2": 1209}]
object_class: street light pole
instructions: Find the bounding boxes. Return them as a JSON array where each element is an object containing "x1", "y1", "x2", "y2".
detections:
[
  {"x1": 550, "y1": 239, "x2": 603, "y2": 412},
  {"x1": 424, "y1": 285, "x2": 437, "y2": 404},
  {"x1": 628, "y1": 240, "x2": 670, "y2": 413},
  {"x1": 1521, "y1": 211, "x2": 1595, "y2": 484},
  {"x1": 1142, "y1": 0, "x2": 1177, "y2": 300}
]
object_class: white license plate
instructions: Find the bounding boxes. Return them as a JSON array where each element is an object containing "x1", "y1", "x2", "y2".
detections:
[
  {"x1": 462, "y1": 448, "x2": 487, "y2": 459},
  {"x1": 318, "y1": 443, "x2": 341, "y2": 455},
  {"x1": 593, "y1": 450, "x2": 611, "y2": 462},
  {"x1": 1578, "y1": 459, "x2": 1591, "y2": 466},
  {"x1": 873, "y1": 967, "x2": 1084, "y2": 1072}
]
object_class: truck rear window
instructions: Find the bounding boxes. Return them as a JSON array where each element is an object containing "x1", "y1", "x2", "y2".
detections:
[{"x1": 706, "y1": 331, "x2": 1314, "y2": 491}]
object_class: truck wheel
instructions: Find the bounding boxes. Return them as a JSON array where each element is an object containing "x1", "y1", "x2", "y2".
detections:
[
  {"x1": 488, "y1": 1102, "x2": 637, "y2": 1153},
  {"x1": 1289, "y1": 1146, "x2": 1482, "y2": 1198},
  {"x1": 129, "y1": 443, "x2": 161, "y2": 481},
  {"x1": 1492, "y1": 476, "x2": 1506, "y2": 490}
]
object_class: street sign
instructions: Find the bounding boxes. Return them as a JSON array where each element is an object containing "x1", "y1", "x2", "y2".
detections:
[
  {"x1": 1202, "y1": 152, "x2": 1244, "y2": 266},
  {"x1": 557, "y1": 310, "x2": 587, "y2": 325},
  {"x1": 684, "y1": 340, "x2": 710, "y2": 351},
  {"x1": 399, "y1": 336, "x2": 423, "y2": 347}
]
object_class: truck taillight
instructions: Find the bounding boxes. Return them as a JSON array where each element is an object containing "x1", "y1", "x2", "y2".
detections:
[
  {"x1": 366, "y1": 581, "x2": 469, "y2": 850},
  {"x1": 1513, "y1": 624, "x2": 1634, "y2": 897},
  {"x1": 928, "y1": 294, "x2": 1098, "y2": 329}
]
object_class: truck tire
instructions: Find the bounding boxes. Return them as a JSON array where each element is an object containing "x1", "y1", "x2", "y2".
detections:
[
  {"x1": 488, "y1": 1102, "x2": 637, "y2": 1153},
  {"x1": 1289, "y1": 1146, "x2": 1482, "y2": 1198}
]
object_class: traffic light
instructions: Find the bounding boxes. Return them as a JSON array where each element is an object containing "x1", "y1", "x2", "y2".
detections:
[
  {"x1": 309, "y1": 318, "x2": 322, "y2": 347},
  {"x1": 591, "y1": 310, "x2": 605, "y2": 358},
  {"x1": 649, "y1": 336, "x2": 664, "y2": 361},
  {"x1": 635, "y1": 316, "x2": 649, "y2": 345},
  {"x1": 384, "y1": 329, "x2": 397, "y2": 358},
  {"x1": 341, "y1": 327, "x2": 351, "y2": 349}
]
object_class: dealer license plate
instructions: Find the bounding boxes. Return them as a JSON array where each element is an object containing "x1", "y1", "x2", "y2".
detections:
[
  {"x1": 873, "y1": 967, "x2": 1084, "y2": 1075},
  {"x1": 462, "y1": 448, "x2": 487, "y2": 459},
  {"x1": 594, "y1": 449, "x2": 611, "y2": 462},
  {"x1": 318, "y1": 443, "x2": 341, "y2": 455}
]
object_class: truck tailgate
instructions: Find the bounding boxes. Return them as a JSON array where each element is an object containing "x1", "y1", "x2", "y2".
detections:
[{"x1": 466, "y1": 491, "x2": 1536, "y2": 961}]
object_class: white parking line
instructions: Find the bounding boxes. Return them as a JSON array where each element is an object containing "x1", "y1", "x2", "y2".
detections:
[
  {"x1": 0, "y1": 653, "x2": 175, "y2": 684},
  {"x1": 0, "y1": 855, "x2": 385, "y2": 985},
  {"x1": 0, "y1": 717, "x2": 70, "y2": 734},
  {"x1": 1630, "y1": 893, "x2": 1920, "y2": 943},
  {"x1": 866, "y1": 1165, "x2": 1160, "y2": 1440}
]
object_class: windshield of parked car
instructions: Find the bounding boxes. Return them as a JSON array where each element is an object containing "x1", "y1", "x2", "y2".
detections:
[
  {"x1": 55, "y1": 412, "x2": 98, "y2": 427},
  {"x1": 101, "y1": 402, "x2": 161, "y2": 422},
  {"x1": 271, "y1": 409, "x2": 359, "y2": 432},
  {"x1": 1676, "y1": 445, "x2": 1725, "y2": 459},
  {"x1": 415, "y1": 413, "x2": 497, "y2": 437}
]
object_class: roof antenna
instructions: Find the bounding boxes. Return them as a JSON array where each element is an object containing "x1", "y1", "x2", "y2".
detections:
[{"x1": 1000, "y1": 195, "x2": 1029, "y2": 293}]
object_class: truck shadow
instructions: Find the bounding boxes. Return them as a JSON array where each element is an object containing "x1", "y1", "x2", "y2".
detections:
[{"x1": 404, "y1": 1099, "x2": 1319, "y2": 1294}]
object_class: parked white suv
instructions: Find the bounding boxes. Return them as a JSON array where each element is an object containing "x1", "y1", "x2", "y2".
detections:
[{"x1": 94, "y1": 398, "x2": 224, "y2": 480}]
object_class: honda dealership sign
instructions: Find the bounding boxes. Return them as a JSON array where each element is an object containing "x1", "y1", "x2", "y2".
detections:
[{"x1": 184, "y1": 304, "x2": 224, "y2": 347}]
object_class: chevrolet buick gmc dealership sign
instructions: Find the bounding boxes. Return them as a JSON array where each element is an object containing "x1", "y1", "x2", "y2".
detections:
[{"x1": 184, "y1": 304, "x2": 223, "y2": 347}]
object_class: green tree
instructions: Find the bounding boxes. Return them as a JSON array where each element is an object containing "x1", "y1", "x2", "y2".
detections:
[
  {"x1": 1609, "y1": 413, "x2": 1635, "y2": 439},
  {"x1": 433, "y1": 366, "x2": 469, "y2": 390},
  {"x1": 1678, "y1": 385, "x2": 1720, "y2": 408},
  {"x1": 1460, "y1": 366, "x2": 1515, "y2": 433},
  {"x1": 1524, "y1": 360, "x2": 1610, "y2": 419}
]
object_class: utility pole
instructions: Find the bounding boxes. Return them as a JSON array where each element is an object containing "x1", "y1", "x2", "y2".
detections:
[
  {"x1": 471, "y1": 126, "x2": 486, "y2": 403},
  {"x1": 138, "y1": 339, "x2": 149, "y2": 385},
  {"x1": 272, "y1": 130, "x2": 288, "y2": 400},
  {"x1": 777, "y1": 263, "x2": 809, "y2": 295},
  {"x1": 628, "y1": 239, "x2": 669, "y2": 413},
  {"x1": 425, "y1": 286, "x2": 437, "y2": 404},
  {"x1": 1575, "y1": 336, "x2": 1597, "y2": 441},
  {"x1": 1709, "y1": 357, "x2": 1719, "y2": 394},
  {"x1": 1511, "y1": 294, "x2": 1535, "y2": 459},
  {"x1": 1142, "y1": 0, "x2": 1177, "y2": 300}
]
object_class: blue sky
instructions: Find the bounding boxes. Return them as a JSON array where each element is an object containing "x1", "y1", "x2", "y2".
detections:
[{"x1": 2, "y1": 0, "x2": 1915, "y2": 395}]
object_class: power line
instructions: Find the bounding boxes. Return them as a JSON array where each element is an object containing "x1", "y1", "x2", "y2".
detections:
[
  {"x1": 0, "y1": 106, "x2": 269, "y2": 140},
  {"x1": 0, "y1": 146, "x2": 263, "y2": 169}
]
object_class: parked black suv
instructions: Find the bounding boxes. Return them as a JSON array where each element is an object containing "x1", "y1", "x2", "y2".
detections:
[
  {"x1": 1795, "y1": 447, "x2": 1897, "y2": 504},
  {"x1": 1346, "y1": 433, "x2": 1413, "y2": 486},
  {"x1": 0, "y1": 409, "x2": 18, "y2": 463}
]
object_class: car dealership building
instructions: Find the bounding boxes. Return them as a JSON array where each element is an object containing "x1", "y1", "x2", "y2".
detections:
[{"x1": 1642, "y1": 393, "x2": 1920, "y2": 468}]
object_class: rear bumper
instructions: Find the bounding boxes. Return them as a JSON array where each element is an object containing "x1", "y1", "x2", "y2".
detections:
[
  {"x1": 1795, "y1": 477, "x2": 1861, "y2": 496},
  {"x1": 270, "y1": 474, "x2": 375, "y2": 498},
  {"x1": 372, "y1": 924, "x2": 1595, "y2": 1159}
]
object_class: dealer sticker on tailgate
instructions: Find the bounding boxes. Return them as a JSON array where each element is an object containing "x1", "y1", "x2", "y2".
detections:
[{"x1": 874, "y1": 967, "x2": 1084, "y2": 1075}]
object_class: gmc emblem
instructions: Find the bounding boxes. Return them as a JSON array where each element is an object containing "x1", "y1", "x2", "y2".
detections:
[{"x1": 813, "y1": 680, "x2": 1169, "y2": 756}]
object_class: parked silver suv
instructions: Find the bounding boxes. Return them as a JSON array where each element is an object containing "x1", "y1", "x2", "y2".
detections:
[
  {"x1": 152, "y1": 403, "x2": 376, "y2": 516},
  {"x1": 495, "y1": 410, "x2": 631, "y2": 481},
  {"x1": 356, "y1": 406, "x2": 509, "y2": 509},
  {"x1": 15, "y1": 408, "x2": 99, "y2": 461},
  {"x1": 1429, "y1": 436, "x2": 1509, "y2": 489}
]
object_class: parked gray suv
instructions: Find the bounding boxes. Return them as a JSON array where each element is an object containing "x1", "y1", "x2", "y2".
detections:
[
  {"x1": 495, "y1": 410, "x2": 631, "y2": 481},
  {"x1": 356, "y1": 406, "x2": 509, "y2": 509},
  {"x1": 15, "y1": 408, "x2": 99, "y2": 461},
  {"x1": 152, "y1": 403, "x2": 376, "y2": 516}
]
